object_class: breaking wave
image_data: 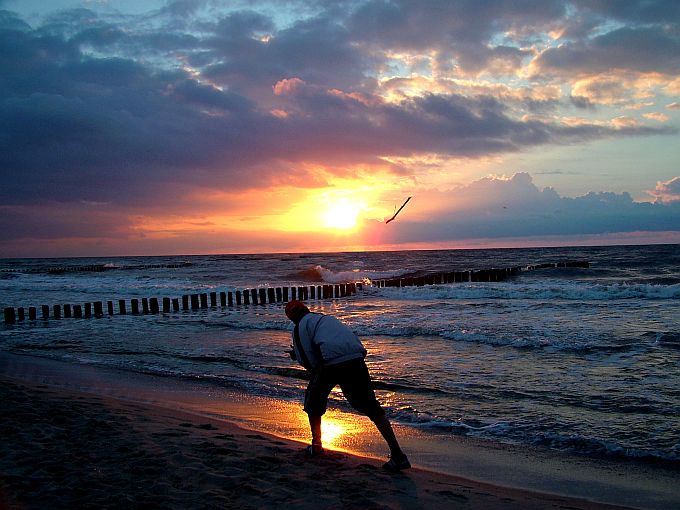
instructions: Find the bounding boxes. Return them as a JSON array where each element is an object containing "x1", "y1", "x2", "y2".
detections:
[{"x1": 293, "y1": 265, "x2": 410, "y2": 284}]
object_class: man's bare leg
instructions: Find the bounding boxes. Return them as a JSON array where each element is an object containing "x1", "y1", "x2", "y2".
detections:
[
  {"x1": 372, "y1": 414, "x2": 411, "y2": 470},
  {"x1": 309, "y1": 415, "x2": 323, "y2": 450},
  {"x1": 370, "y1": 414, "x2": 406, "y2": 460}
]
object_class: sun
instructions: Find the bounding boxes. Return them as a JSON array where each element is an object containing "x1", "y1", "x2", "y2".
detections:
[{"x1": 321, "y1": 200, "x2": 362, "y2": 230}]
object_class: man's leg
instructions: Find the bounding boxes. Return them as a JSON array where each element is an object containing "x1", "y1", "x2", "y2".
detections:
[
  {"x1": 304, "y1": 368, "x2": 335, "y2": 454},
  {"x1": 370, "y1": 414, "x2": 406, "y2": 460},
  {"x1": 339, "y1": 359, "x2": 410, "y2": 470},
  {"x1": 309, "y1": 414, "x2": 323, "y2": 448}
]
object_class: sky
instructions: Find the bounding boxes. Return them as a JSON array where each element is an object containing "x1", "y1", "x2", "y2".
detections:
[{"x1": 1, "y1": 0, "x2": 679, "y2": 257}]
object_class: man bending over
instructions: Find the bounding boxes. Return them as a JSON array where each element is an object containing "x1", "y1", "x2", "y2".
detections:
[{"x1": 285, "y1": 299, "x2": 411, "y2": 472}]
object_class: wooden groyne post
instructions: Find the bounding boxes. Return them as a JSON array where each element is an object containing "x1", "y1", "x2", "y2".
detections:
[{"x1": 4, "y1": 307, "x2": 15, "y2": 325}]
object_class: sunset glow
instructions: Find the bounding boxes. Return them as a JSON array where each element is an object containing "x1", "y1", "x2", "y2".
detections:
[
  {"x1": 0, "y1": 1, "x2": 678, "y2": 257},
  {"x1": 321, "y1": 200, "x2": 363, "y2": 230}
]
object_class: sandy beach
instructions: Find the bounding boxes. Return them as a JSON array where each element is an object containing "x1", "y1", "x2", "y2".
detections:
[{"x1": 0, "y1": 359, "x2": 660, "y2": 510}]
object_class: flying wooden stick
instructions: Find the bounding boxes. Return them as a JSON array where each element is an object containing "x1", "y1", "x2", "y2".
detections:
[{"x1": 385, "y1": 196, "x2": 412, "y2": 224}]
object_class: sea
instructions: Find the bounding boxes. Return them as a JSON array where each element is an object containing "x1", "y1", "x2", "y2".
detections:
[{"x1": 1, "y1": 244, "x2": 679, "y2": 465}]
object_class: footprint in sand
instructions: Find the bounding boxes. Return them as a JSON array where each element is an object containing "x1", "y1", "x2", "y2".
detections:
[
  {"x1": 245, "y1": 434, "x2": 267, "y2": 440},
  {"x1": 435, "y1": 490, "x2": 468, "y2": 502}
]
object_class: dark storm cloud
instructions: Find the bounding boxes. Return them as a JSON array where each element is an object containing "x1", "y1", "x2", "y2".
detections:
[
  {"x1": 570, "y1": 95, "x2": 596, "y2": 110},
  {"x1": 159, "y1": 0, "x2": 210, "y2": 18},
  {"x1": 572, "y1": 0, "x2": 680, "y2": 24},
  {"x1": 347, "y1": 0, "x2": 566, "y2": 49},
  {"x1": 534, "y1": 26, "x2": 680, "y2": 76},
  {"x1": 0, "y1": 204, "x2": 130, "y2": 242},
  {"x1": 0, "y1": 13, "x2": 273, "y2": 207},
  {"x1": 346, "y1": 0, "x2": 565, "y2": 73},
  {"x1": 0, "y1": 9, "x2": 30, "y2": 30},
  {"x1": 263, "y1": 83, "x2": 671, "y2": 166},
  {"x1": 201, "y1": 10, "x2": 372, "y2": 97}
]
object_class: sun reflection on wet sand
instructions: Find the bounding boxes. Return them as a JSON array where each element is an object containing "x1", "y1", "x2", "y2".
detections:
[
  {"x1": 320, "y1": 419, "x2": 345, "y2": 446},
  {"x1": 316, "y1": 410, "x2": 376, "y2": 452},
  {"x1": 196, "y1": 395, "x2": 395, "y2": 455}
]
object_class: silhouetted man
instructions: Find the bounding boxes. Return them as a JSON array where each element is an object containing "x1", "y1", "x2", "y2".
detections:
[{"x1": 285, "y1": 300, "x2": 410, "y2": 471}]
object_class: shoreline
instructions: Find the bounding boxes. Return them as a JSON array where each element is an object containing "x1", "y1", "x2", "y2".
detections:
[{"x1": 1, "y1": 352, "x2": 679, "y2": 509}]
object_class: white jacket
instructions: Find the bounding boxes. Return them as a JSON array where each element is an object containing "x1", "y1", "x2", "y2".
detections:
[{"x1": 292, "y1": 313, "x2": 366, "y2": 370}]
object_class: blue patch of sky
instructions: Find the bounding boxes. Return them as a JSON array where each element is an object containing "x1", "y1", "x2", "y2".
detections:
[
  {"x1": 6, "y1": 0, "x2": 166, "y2": 19},
  {"x1": 241, "y1": 0, "x2": 322, "y2": 30},
  {"x1": 589, "y1": 19, "x2": 628, "y2": 38},
  {"x1": 5, "y1": 0, "x2": 317, "y2": 31},
  {"x1": 505, "y1": 134, "x2": 679, "y2": 200}
]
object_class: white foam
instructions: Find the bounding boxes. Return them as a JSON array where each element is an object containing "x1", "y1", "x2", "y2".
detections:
[{"x1": 314, "y1": 264, "x2": 409, "y2": 284}]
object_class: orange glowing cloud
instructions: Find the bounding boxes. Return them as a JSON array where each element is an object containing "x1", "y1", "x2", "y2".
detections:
[{"x1": 273, "y1": 77, "x2": 306, "y2": 96}]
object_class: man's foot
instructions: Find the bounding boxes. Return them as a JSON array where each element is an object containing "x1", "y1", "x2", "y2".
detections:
[
  {"x1": 306, "y1": 443, "x2": 324, "y2": 457},
  {"x1": 383, "y1": 454, "x2": 411, "y2": 472}
]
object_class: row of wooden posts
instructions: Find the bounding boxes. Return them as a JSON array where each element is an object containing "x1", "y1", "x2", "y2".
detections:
[
  {"x1": 371, "y1": 261, "x2": 589, "y2": 288},
  {"x1": 3, "y1": 283, "x2": 359, "y2": 324},
  {"x1": 2, "y1": 261, "x2": 589, "y2": 324},
  {"x1": 0, "y1": 262, "x2": 193, "y2": 274}
]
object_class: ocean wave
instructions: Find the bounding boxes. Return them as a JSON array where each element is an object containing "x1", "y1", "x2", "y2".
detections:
[
  {"x1": 353, "y1": 323, "x2": 647, "y2": 353},
  {"x1": 439, "y1": 329, "x2": 666, "y2": 354},
  {"x1": 388, "y1": 411, "x2": 679, "y2": 463},
  {"x1": 385, "y1": 409, "x2": 519, "y2": 441},
  {"x1": 175, "y1": 354, "x2": 246, "y2": 365},
  {"x1": 292, "y1": 265, "x2": 411, "y2": 284},
  {"x1": 376, "y1": 281, "x2": 680, "y2": 301},
  {"x1": 642, "y1": 331, "x2": 680, "y2": 349},
  {"x1": 441, "y1": 329, "x2": 537, "y2": 348},
  {"x1": 14, "y1": 342, "x2": 90, "y2": 352},
  {"x1": 196, "y1": 319, "x2": 284, "y2": 332},
  {"x1": 292, "y1": 266, "x2": 326, "y2": 282},
  {"x1": 529, "y1": 431, "x2": 679, "y2": 463}
]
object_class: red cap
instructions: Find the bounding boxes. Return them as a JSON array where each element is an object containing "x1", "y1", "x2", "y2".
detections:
[{"x1": 285, "y1": 300, "x2": 308, "y2": 321}]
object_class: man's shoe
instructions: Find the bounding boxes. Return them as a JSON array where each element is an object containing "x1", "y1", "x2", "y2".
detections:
[
  {"x1": 306, "y1": 443, "x2": 324, "y2": 457},
  {"x1": 383, "y1": 454, "x2": 411, "y2": 472}
]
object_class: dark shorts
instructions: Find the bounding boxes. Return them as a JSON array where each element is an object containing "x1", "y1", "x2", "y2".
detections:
[{"x1": 304, "y1": 358, "x2": 385, "y2": 418}]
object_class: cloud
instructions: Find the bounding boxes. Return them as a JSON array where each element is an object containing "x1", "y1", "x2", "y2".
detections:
[
  {"x1": 273, "y1": 77, "x2": 306, "y2": 96},
  {"x1": 643, "y1": 112, "x2": 669, "y2": 122},
  {"x1": 611, "y1": 116, "x2": 641, "y2": 129},
  {"x1": 2, "y1": 7, "x2": 672, "y2": 213},
  {"x1": 648, "y1": 176, "x2": 680, "y2": 202},
  {"x1": 201, "y1": 10, "x2": 370, "y2": 99},
  {"x1": 570, "y1": 75, "x2": 644, "y2": 106},
  {"x1": 0, "y1": 2, "x2": 679, "y2": 255},
  {"x1": 346, "y1": 0, "x2": 565, "y2": 75},
  {"x1": 533, "y1": 27, "x2": 680, "y2": 77},
  {"x1": 0, "y1": 203, "x2": 133, "y2": 242},
  {"x1": 360, "y1": 173, "x2": 680, "y2": 245},
  {"x1": 570, "y1": 0, "x2": 680, "y2": 24}
]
